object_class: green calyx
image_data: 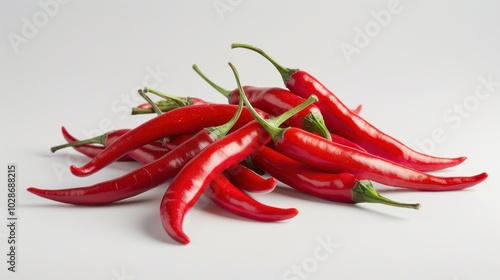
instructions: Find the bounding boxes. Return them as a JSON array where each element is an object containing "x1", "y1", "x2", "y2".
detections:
[
  {"x1": 50, "y1": 133, "x2": 108, "y2": 153},
  {"x1": 352, "y1": 180, "x2": 420, "y2": 210},
  {"x1": 228, "y1": 62, "x2": 317, "y2": 143},
  {"x1": 231, "y1": 43, "x2": 297, "y2": 84},
  {"x1": 143, "y1": 87, "x2": 192, "y2": 107},
  {"x1": 302, "y1": 112, "x2": 332, "y2": 140},
  {"x1": 206, "y1": 93, "x2": 244, "y2": 140},
  {"x1": 131, "y1": 87, "x2": 197, "y2": 115},
  {"x1": 138, "y1": 89, "x2": 163, "y2": 116}
]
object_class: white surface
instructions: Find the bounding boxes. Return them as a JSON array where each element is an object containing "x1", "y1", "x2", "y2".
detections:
[{"x1": 1, "y1": 1, "x2": 500, "y2": 279}]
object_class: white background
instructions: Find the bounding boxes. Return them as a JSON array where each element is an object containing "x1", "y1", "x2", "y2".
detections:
[{"x1": 1, "y1": 1, "x2": 500, "y2": 279}]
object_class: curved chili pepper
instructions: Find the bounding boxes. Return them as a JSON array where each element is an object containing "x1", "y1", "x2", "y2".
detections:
[
  {"x1": 56, "y1": 127, "x2": 167, "y2": 164},
  {"x1": 28, "y1": 130, "x2": 216, "y2": 205},
  {"x1": 141, "y1": 131, "x2": 278, "y2": 194},
  {"x1": 252, "y1": 146, "x2": 419, "y2": 208},
  {"x1": 160, "y1": 120, "x2": 272, "y2": 244},
  {"x1": 28, "y1": 99, "x2": 248, "y2": 205},
  {"x1": 160, "y1": 66, "x2": 317, "y2": 244},
  {"x1": 238, "y1": 89, "x2": 488, "y2": 191},
  {"x1": 225, "y1": 164, "x2": 277, "y2": 194},
  {"x1": 276, "y1": 130, "x2": 486, "y2": 190},
  {"x1": 70, "y1": 104, "x2": 264, "y2": 177},
  {"x1": 59, "y1": 126, "x2": 135, "y2": 162},
  {"x1": 231, "y1": 43, "x2": 467, "y2": 172},
  {"x1": 207, "y1": 173, "x2": 298, "y2": 221},
  {"x1": 192, "y1": 64, "x2": 331, "y2": 140}
]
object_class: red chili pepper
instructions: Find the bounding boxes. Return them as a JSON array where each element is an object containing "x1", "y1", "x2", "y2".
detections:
[
  {"x1": 276, "y1": 130, "x2": 486, "y2": 190},
  {"x1": 231, "y1": 43, "x2": 467, "y2": 172},
  {"x1": 160, "y1": 67, "x2": 316, "y2": 244},
  {"x1": 327, "y1": 132, "x2": 366, "y2": 152},
  {"x1": 59, "y1": 126, "x2": 135, "y2": 162},
  {"x1": 351, "y1": 104, "x2": 362, "y2": 115},
  {"x1": 225, "y1": 164, "x2": 277, "y2": 194},
  {"x1": 70, "y1": 104, "x2": 264, "y2": 177},
  {"x1": 160, "y1": 120, "x2": 272, "y2": 244},
  {"x1": 28, "y1": 131, "x2": 214, "y2": 205},
  {"x1": 28, "y1": 99, "x2": 249, "y2": 205},
  {"x1": 55, "y1": 127, "x2": 167, "y2": 164},
  {"x1": 252, "y1": 146, "x2": 419, "y2": 208},
  {"x1": 206, "y1": 173, "x2": 298, "y2": 221},
  {"x1": 140, "y1": 131, "x2": 278, "y2": 194},
  {"x1": 192, "y1": 64, "x2": 332, "y2": 140},
  {"x1": 162, "y1": 134, "x2": 195, "y2": 151},
  {"x1": 236, "y1": 71, "x2": 488, "y2": 191}
]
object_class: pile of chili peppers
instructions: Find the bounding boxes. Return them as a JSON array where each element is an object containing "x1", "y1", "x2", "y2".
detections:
[{"x1": 28, "y1": 44, "x2": 488, "y2": 244}]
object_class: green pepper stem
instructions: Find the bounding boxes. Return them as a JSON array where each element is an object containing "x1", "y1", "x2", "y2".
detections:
[
  {"x1": 207, "y1": 93, "x2": 244, "y2": 139},
  {"x1": 192, "y1": 64, "x2": 232, "y2": 98},
  {"x1": 131, "y1": 104, "x2": 180, "y2": 115},
  {"x1": 231, "y1": 43, "x2": 296, "y2": 84},
  {"x1": 302, "y1": 112, "x2": 332, "y2": 141},
  {"x1": 228, "y1": 62, "x2": 317, "y2": 142},
  {"x1": 50, "y1": 133, "x2": 108, "y2": 153},
  {"x1": 352, "y1": 180, "x2": 420, "y2": 210},
  {"x1": 142, "y1": 87, "x2": 192, "y2": 107},
  {"x1": 138, "y1": 89, "x2": 163, "y2": 116}
]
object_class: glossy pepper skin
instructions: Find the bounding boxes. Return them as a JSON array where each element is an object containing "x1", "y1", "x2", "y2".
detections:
[
  {"x1": 149, "y1": 131, "x2": 277, "y2": 194},
  {"x1": 28, "y1": 129, "x2": 218, "y2": 205},
  {"x1": 327, "y1": 132, "x2": 366, "y2": 152},
  {"x1": 286, "y1": 71, "x2": 466, "y2": 171},
  {"x1": 231, "y1": 43, "x2": 467, "y2": 172},
  {"x1": 61, "y1": 127, "x2": 168, "y2": 164},
  {"x1": 160, "y1": 121, "x2": 271, "y2": 244},
  {"x1": 31, "y1": 129, "x2": 288, "y2": 221},
  {"x1": 251, "y1": 146, "x2": 419, "y2": 209},
  {"x1": 224, "y1": 164, "x2": 277, "y2": 194},
  {"x1": 206, "y1": 173, "x2": 298, "y2": 221},
  {"x1": 227, "y1": 86, "x2": 331, "y2": 139},
  {"x1": 70, "y1": 104, "x2": 263, "y2": 177},
  {"x1": 272, "y1": 127, "x2": 487, "y2": 191},
  {"x1": 60, "y1": 126, "x2": 134, "y2": 162},
  {"x1": 193, "y1": 65, "x2": 331, "y2": 140},
  {"x1": 162, "y1": 134, "x2": 194, "y2": 151},
  {"x1": 252, "y1": 146, "x2": 356, "y2": 202}
]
